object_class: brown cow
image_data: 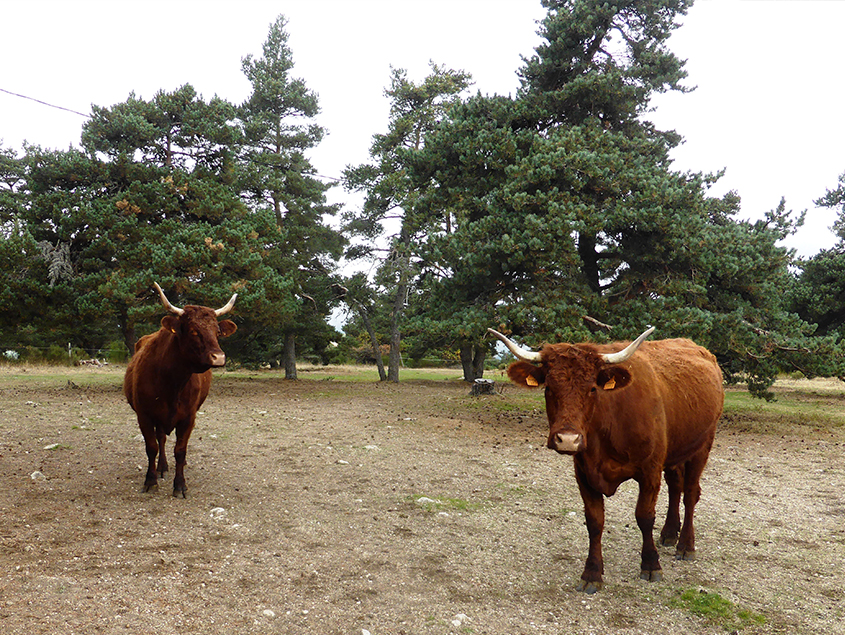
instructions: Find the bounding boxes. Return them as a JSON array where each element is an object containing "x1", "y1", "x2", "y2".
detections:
[
  {"x1": 124, "y1": 283, "x2": 237, "y2": 497},
  {"x1": 488, "y1": 326, "x2": 723, "y2": 593}
]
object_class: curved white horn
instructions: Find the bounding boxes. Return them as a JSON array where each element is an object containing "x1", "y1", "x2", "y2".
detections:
[
  {"x1": 487, "y1": 328, "x2": 543, "y2": 363},
  {"x1": 153, "y1": 282, "x2": 184, "y2": 316},
  {"x1": 601, "y1": 326, "x2": 655, "y2": 364},
  {"x1": 214, "y1": 293, "x2": 238, "y2": 316}
]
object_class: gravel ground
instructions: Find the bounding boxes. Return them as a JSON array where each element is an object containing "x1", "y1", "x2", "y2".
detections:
[{"x1": 0, "y1": 367, "x2": 843, "y2": 634}]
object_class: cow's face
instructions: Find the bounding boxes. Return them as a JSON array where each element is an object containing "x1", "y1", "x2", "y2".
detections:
[
  {"x1": 508, "y1": 344, "x2": 632, "y2": 454},
  {"x1": 161, "y1": 306, "x2": 237, "y2": 372}
]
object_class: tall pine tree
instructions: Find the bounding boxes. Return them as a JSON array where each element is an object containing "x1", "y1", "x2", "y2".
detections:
[{"x1": 238, "y1": 15, "x2": 345, "y2": 378}]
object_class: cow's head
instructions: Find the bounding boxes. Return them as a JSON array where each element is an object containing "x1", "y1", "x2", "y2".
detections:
[
  {"x1": 488, "y1": 327, "x2": 654, "y2": 455},
  {"x1": 155, "y1": 283, "x2": 238, "y2": 372}
]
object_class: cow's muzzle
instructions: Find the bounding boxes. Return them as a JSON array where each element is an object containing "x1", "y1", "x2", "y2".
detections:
[
  {"x1": 548, "y1": 432, "x2": 584, "y2": 454},
  {"x1": 209, "y1": 352, "x2": 226, "y2": 367}
]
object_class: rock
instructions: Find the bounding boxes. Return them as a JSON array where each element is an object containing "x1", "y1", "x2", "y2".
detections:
[
  {"x1": 452, "y1": 613, "x2": 470, "y2": 626},
  {"x1": 262, "y1": 609, "x2": 276, "y2": 618},
  {"x1": 210, "y1": 507, "x2": 227, "y2": 520},
  {"x1": 30, "y1": 471, "x2": 46, "y2": 481}
]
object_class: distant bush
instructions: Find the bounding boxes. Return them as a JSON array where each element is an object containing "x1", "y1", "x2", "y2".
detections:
[
  {"x1": 107, "y1": 341, "x2": 129, "y2": 363},
  {"x1": 45, "y1": 345, "x2": 69, "y2": 364}
]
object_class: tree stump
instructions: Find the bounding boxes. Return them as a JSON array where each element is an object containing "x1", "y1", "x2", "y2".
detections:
[{"x1": 470, "y1": 378, "x2": 495, "y2": 396}]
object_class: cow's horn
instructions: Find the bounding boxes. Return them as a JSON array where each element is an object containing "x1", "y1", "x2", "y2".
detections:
[
  {"x1": 214, "y1": 293, "x2": 238, "y2": 316},
  {"x1": 487, "y1": 328, "x2": 543, "y2": 363},
  {"x1": 601, "y1": 326, "x2": 655, "y2": 364},
  {"x1": 153, "y1": 282, "x2": 184, "y2": 316}
]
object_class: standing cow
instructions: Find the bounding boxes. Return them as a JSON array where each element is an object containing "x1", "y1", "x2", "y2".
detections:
[
  {"x1": 124, "y1": 283, "x2": 237, "y2": 497},
  {"x1": 488, "y1": 326, "x2": 723, "y2": 593}
]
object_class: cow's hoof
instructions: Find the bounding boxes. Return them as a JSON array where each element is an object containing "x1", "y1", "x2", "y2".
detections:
[
  {"x1": 659, "y1": 534, "x2": 678, "y2": 548},
  {"x1": 173, "y1": 488, "x2": 187, "y2": 498},
  {"x1": 640, "y1": 569, "x2": 663, "y2": 582},
  {"x1": 675, "y1": 549, "x2": 696, "y2": 561},
  {"x1": 143, "y1": 480, "x2": 158, "y2": 493},
  {"x1": 576, "y1": 579, "x2": 603, "y2": 594}
]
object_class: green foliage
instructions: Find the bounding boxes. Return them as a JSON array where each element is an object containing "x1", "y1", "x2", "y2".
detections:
[
  {"x1": 404, "y1": 0, "x2": 821, "y2": 397},
  {"x1": 790, "y1": 172, "x2": 845, "y2": 372},
  {"x1": 106, "y1": 340, "x2": 129, "y2": 363},
  {"x1": 520, "y1": 0, "x2": 693, "y2": 134}
]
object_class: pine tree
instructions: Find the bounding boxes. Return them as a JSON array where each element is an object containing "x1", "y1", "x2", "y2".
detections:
[{"x1": 238, "y1": 15, "x2": 345, "y2": 378}]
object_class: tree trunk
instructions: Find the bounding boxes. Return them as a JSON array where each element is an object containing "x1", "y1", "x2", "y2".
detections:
[
  {"x1": 388, "y1": 229, "x2": 411, "y2": 383},
  {"x1": 472, "y1": 343, "x2": 486, "y2": 380},
  {"x1": 283, "y1": 331, "x2": 297, "y2": 380},
  {"x1": 460, "y1": 342, "x2": 487, "y2": 382},
  {"x1": 120, "y1": 308, "x2": 136, "y2": 357},
  {"x1": 460, "y1": 344, "x2": 474, "y2": 382},
  {"x1": 358, "y1": 303, "x2": 387, "y2": 381},
  {"x1": 388, "y1": 286, "x2": 403, "y2": 383},
  {"x1": 578, "y1": 231, "x2": 602, "y2": 294}
]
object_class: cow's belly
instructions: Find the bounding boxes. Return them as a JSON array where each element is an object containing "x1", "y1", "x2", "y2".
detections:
[{"x1": 664, "y1": 421, "x2": 717, "y2": 467}]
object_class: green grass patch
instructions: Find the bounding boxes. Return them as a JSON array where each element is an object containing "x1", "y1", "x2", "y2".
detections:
[
  {"x1": 408, "y1": 494, "x2": 480, "y2": 513},
  {"x1": 671, "y1": 588, "x2": 766, "y2": 632},
  {"x1": 723, "y1": 388, "x2": 845, "y2": 435}
]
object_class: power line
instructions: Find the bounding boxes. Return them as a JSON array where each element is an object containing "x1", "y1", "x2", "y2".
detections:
[
  {"x1": 0, "y1": 87, "x2": 90, "y2": 118},
  {"x1": 1, "y1": 88, "x2": 347, "y2": 182}
]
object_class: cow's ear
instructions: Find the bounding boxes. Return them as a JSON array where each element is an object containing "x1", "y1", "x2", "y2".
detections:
[
  {"x1": 507, "y1": 361, "x2": 546, "y2": 388},
  {"x1": 218, "y1": 319, "x2": 237, "y2": 338},
  {"x1": 161, "y1": 315, "x2": 181, "y2": 334},
  {"x1": 596, "y1": 366, "x2": 632, "y2": 391}
]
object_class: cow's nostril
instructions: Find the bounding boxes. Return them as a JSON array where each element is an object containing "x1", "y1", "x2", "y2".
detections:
[
  {"x1": 552, "y1": 432, "x2": 583, "y2": 453},
  {"x1": 209, "y1": 352, "x2": 226, "y2": 367}
]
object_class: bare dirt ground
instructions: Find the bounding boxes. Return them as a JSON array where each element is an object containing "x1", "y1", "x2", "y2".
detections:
[{"x1": 1, "y1": 366, "x2": 844, "y2": 635}]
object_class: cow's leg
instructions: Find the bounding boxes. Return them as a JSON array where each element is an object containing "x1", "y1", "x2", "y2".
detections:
[
  {"x1": 659, "y1": 465, "x2": 684, "y2": 547},
  {"x1": 636, "y1": 473, "x2": 663, "y2": 582},
  {"x1": 575, "y1": 469, "x2": 605, "y2": 594},
  {"x1": 675, "y1": 448, "x2": 710, "y2": 561},
  {"x1": 171, "y1": 419, "x2": 196, "y2": 498},
  {"x1": 156, "y1": 430, "x2": 169, "y2": 477},
  {"x1": 139, "y1": 418, "x2": 159, "y2": 492}
]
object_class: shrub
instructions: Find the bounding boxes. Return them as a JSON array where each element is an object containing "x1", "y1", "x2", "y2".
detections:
[{"x1": 107, "y1": 341, "x2": 129, "y2": 363}]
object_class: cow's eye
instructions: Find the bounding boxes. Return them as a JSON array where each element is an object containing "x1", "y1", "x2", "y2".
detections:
[{"x1": 189, "y1": 329, "x2": 199, "y2": 337}]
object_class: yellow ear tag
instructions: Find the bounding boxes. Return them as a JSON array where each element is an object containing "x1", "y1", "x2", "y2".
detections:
[
  {"x1": 603, "y1": 377, "x2": 616, "y2": 390},
  {"x1": 525, "y1": 375, "x2": 539, "y2": 387},
  {"x1": 170, "y1": 328, "x2": 177, "y2": 334}
]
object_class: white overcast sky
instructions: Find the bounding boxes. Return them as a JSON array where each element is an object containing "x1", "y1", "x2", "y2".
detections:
[{"x1": 2, "y1": 0, "x2": 843, "y2": 258}]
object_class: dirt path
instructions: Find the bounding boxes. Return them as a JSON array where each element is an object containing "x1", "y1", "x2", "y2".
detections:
[{"x1": 1, "y1": 370, "x2": 843, "y2": 634}]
